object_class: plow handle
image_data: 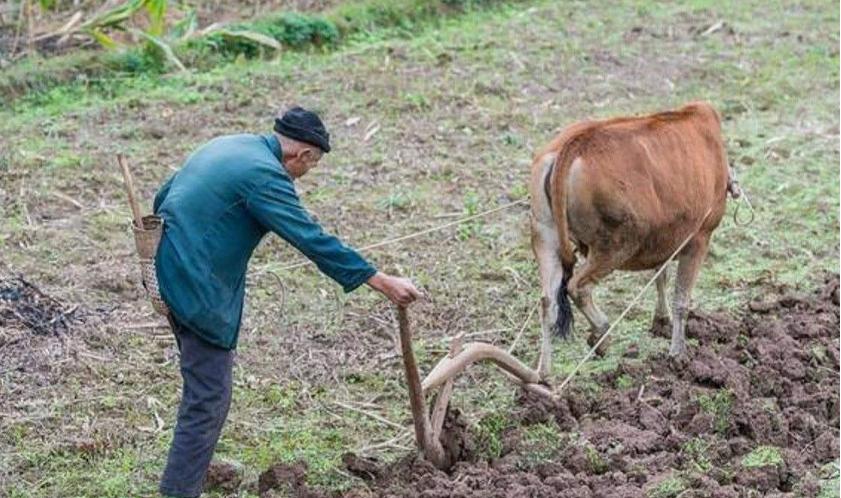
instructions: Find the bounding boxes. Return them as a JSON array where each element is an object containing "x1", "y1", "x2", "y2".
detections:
[{"x1": 397, "y1": 305, "x2": 446, "y2": 467}]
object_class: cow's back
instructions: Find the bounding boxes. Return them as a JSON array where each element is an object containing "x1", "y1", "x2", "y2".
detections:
[{"x1": 560, "y1": 102, "x2": 729, "y2": 270}]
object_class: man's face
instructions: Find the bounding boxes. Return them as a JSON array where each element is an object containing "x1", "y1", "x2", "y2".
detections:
[{"x1": 286, "y1": 147, "x2": 323, "y2": 179}]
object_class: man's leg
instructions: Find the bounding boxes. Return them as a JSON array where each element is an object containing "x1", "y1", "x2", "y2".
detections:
[{"x1": 160, "y1": 321, "x2": 234, "y2": 498}]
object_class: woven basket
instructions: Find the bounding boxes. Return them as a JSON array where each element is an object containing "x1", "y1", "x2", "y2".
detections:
[{"x1": 133, "y1": 215, "x2": 170, "y2": 316}]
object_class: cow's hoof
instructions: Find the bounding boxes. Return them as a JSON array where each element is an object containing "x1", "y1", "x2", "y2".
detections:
[
  {"x1": 650, "y1": 316, "x2": 671, "y2": 338},
  {"x1": 587, "y1": 330, "x2": 610, "y2": 356}
]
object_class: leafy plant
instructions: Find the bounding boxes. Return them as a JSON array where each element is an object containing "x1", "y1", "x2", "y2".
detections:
[
  {"x1": 681, "y1": 437, "x2": 713, "y2": 473},
  {"x1": 697, "y1": 389, "x2": 734, "y2": 434},
  {"x1": 67, "y1": 0, "x2": 284, "y2": 72},
  {"x1": 647, "y1": 475, "x2": 686, "y2": 498},
  {"x1": 741, "y1": 446, "x2": 784, "y2": 468},
  {"x1": 457, "y1": 190, "x2": 483, "y2": 240}
]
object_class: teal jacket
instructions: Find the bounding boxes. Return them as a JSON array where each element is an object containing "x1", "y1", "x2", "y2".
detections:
[{"x1": 153, "y1": 133, "x2": 377, "y2": 349}]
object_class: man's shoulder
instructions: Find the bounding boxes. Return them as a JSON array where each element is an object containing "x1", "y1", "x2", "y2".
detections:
[
  {"x1": 186, "y1": 134, "x2": 278, "y2": 171},
  {"x1": 201, "y1": 133, "x2": 264, "y2": 151}
]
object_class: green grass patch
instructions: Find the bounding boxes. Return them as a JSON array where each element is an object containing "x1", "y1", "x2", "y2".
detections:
[
  {"x1": 647, "y1": 474, "x2": 687, "y2": 498},
  {"x1": 697, "y1": 390, "x2": 734, "y2": 434},
  {"x1": 741, "y1": 445, "x2": 784, "y2": 468},
  {"x1": 515, "y1": 423, "x2": 565, "y2": 468},
  {"x1": 474, "y1": 411, "x2": 511, "y2": 459},
  {"x1": 681, "y1": 437, "x2": 713, "y2": 473},
  {"x1": 818, "y1": 460, "x2": 841, "y2": 498},
  {"x1": 583, "y1": 443, "x2": 608, "y2": 475}
]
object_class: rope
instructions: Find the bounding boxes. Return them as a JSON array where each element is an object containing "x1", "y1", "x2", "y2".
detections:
[
  {"x1": 728, "y1": 164, "x2": 755, "y2": 227},
  {"x1": 261, "y1": 199, "x2": 529, "y2": 273},
  {"x1": 556, "y1": 207, "x2": 713, "y2": 394},
  {"x1": 508, "y1": 301, "x2": 539, "y2": 354},
  {"x1": 733, "y1": 189, "x2": 755, "y2": 227}
]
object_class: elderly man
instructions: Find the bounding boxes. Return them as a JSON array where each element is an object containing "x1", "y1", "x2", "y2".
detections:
[{"x1": 153, "y1": 106, "x2": 420, "y2": 497}]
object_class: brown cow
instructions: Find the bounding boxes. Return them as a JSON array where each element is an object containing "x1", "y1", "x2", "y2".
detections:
[{"x1": 529, "y1": 102, "x2": 731, "y2": 377}]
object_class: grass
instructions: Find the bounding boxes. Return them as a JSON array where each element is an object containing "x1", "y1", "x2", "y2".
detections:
[
  {"x1": 473, "y1": 411, "x2": 511, "y2": 459},
  {"x1": 516, "y1": 423, "x2": 566, "y2": 468},
  {"x1": 818, "y1": 461, "x2": 841, "y2": 498},
  {"x1": 647, "y1": 474, "x2": 687, "y2": 498},
  {"x1": 0, "y1": 0, "x2": 838, "y2": 496},
  {"x1": 697, "y1": 390, "x2": 734, "y2": 434},
  {"x1": 681, "y1": 437, "x2": 714, "y2": 473},
  {"x1": 741, "y1": 445, "x2": 784, "y2": 468}
]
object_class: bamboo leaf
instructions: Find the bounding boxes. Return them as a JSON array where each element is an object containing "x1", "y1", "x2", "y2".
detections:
[
  {"x1": 213, "y1": 29, "x2": 282, "y2": 50},
  {"x1": 88, "y1": 28, "x2": 119, "y2": 50},
  {"x1": 131, "y1": 29, "x2": 186, "y2": 72},
  {"x1": 144, "y1": 0, "x2": 167, "y2": 37},
  {"x1": 170, "y1": 9, "x2": 197, "y2": 40},
  {"x1": 79, "y1": 0, "x2": 144, "y2": 31}
]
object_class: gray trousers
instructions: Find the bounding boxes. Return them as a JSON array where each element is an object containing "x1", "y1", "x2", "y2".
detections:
[{"x1": 159, "y1": 317, "x2": 234, "y2": 498}]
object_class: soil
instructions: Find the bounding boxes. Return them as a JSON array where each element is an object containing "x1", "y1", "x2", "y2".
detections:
[
  {"x1": 259, "y1": 461, "x2": 333, "y2": 498},
  {"x1": 259, "y1": 276, "x2": 839, "y2": 497},
  {"x1": 204, "y1": 461, "x2": 242, "y2": 494}
]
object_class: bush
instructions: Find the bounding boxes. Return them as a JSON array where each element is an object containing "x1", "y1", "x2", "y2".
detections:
[{"x1": 199, "y1": 13, "x2": 339, "y2": 59}]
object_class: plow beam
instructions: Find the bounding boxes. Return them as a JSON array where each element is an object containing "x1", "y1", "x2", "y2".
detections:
[{"x1": 421, "y1": 342, "x2": 542, "y2": 394}]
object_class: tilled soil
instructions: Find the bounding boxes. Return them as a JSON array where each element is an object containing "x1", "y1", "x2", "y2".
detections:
[{"x1": 259, "y1": 276, "x2": 839, "y2": 498}]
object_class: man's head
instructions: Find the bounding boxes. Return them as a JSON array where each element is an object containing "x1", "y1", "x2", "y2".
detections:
[{"x1": 273, "y1": 106, "x2": 331, "y2": 179}]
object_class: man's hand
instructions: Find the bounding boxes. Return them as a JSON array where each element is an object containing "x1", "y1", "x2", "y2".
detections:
[{"x1": 367, "y1": 272, "x2": 422, "y2": 306}]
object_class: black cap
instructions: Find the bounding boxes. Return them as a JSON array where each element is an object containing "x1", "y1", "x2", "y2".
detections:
[{"x1": 273, "y1": 106, "x2": 331, "y2": 153}]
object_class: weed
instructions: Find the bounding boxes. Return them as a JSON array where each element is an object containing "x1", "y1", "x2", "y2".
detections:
[
  {"x1": 508, "y1": 183, "x2": 528, "y2": 200},
  {"x1": 516, "y1": 423, "x2": 565, "y2": 468},
  {"x1": 377, "y1": 190, "x2": 411, "y2": 213},
  {"x1": 615, "y1": 374, "x2": 635, "y2": 389},
  {"x1": 502, "y1": 133, "x2": 523, "y2": 147},
  {"x1": 403, "y1": 92, "x2": 431, "y2": 110},
  {"x1": 818, "y1": 460, "x2": 840, "y2": 498},
  {"x1": 681, "y1": 437, "x2": 713, "y2": 473},
  {"x1": 457, "y1": 190, "x2": 483, "y2": 240},
  {"x1": 584, "y1": 443, "x2": 608, "y2": 474},
  {"x1": 474, "y1": 411, "x2": 510, "y2": 459},
  {"x1": 741, "y1": 446, "x2": 784, "y2": 468},
  {"x1": 647, "y1": 475, "x2": 686, "y2": 498},
  {"x1": 697, "y1": 389, "x2": 734, "y2": 434}
]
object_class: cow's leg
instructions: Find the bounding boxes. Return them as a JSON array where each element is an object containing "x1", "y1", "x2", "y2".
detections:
[
  {"x1": 670, "y1": 236, "x2": 710, "y2": 357},
  {"x1": 531, "y1": 214, "x2": 566, "y2": 379},
  {"x1": 567, "y1": 255, "x2": 612, "y2": 356},
  {"x1": 651, "y1": 267, "x2": 671, "y2": 338}
]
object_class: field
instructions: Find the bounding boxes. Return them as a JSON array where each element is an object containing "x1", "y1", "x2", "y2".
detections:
[{"x1": 0, "y1": 0, "x2": 839, "y2": 497}]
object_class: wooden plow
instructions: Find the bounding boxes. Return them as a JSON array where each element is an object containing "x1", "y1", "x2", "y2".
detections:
[{"x1": 396, "y1": 305, "x2": 554, "y2": 469}]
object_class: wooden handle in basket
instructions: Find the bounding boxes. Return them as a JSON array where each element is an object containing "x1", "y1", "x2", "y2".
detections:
[{"x1": 117, "y1": 154, "x2": 143, "y2": 228}]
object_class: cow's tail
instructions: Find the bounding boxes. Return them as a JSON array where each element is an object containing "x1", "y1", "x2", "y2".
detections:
[
  {"x1": 554, "y1": 266, "x2": 574, "y2": 339},
  {"x1": 542, "y1": 138, "x2": 583, "y2": 339}
]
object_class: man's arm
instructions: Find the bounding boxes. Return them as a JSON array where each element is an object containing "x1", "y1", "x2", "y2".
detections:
[{"x1": 247, "y1": 175, "x2": 420, "y2": 303}]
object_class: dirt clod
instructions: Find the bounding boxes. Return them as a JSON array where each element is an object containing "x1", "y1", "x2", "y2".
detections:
[
  {"x1": 204, "y1": 461, "x2": 242, "y2": 494},
  {"x1": 259, "y1": 461, "x2": 329, "y2": 498}
]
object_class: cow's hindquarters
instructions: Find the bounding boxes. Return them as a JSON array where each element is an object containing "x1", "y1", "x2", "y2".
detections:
[{"x1": 529, "y1": 152, "x2": 573, "y2": 378}]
